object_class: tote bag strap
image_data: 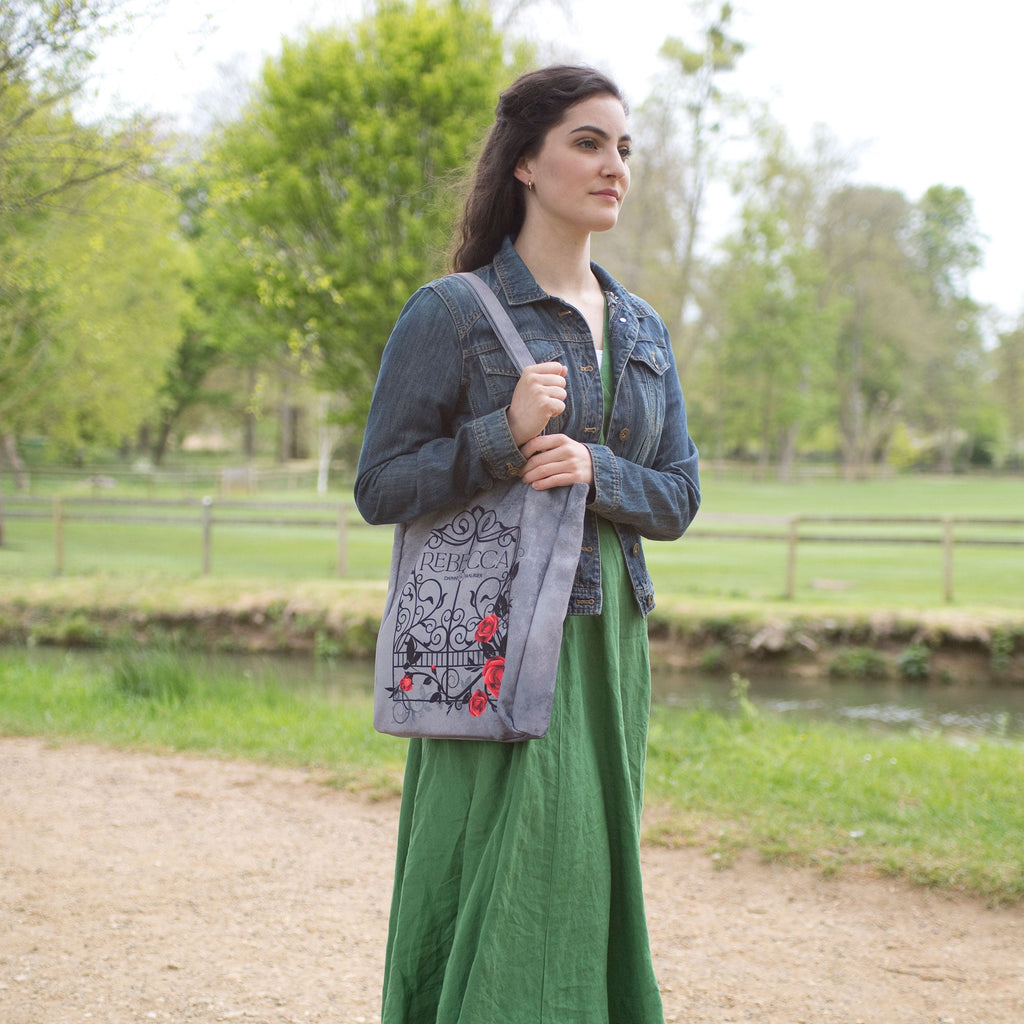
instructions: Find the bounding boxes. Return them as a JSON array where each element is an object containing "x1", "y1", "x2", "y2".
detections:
[{"x1": 453, "y1": 272, "x2": 535, "y2": 374}]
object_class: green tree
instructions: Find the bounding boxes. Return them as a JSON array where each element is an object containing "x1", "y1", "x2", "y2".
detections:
[
  {"x1": 142, "y1": 173, "x2": 269, "y2": 465},
  {"x1": 905, "y1": 185, "x2": 985, "y2": 471},
  {"x1": 19, "y1": 169, "x2": 195, "y2": 456},
  {"x1": 817, "y1": 185, "x2": 924, "y2": 476},
  {"x1": 0, "y1": 241, "x2": 58, "y2": 475},
  {"x1": 0, "y1": 0, "x2": 152, "y2": 479},
  {"x1": 992, "y1": 320, "x2": 1024, "y2": 468},
  {"x1": 0, "y1": 0, "x2": 138, "y2": 219},
  {"x1": 202, "y1": 0, "x2": 508, "y2": 441},
  {"x1": 699, "y1": 117, "x2": 841, "y2": 477}
]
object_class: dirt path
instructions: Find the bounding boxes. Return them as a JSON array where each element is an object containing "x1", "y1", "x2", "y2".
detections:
[{"x1": 1, "y1": 737, "x2": 1021, "y2": 1023}]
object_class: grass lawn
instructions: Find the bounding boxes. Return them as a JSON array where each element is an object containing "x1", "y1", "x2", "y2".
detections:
[
  {"x1": 2, "y1": 648, "x2": 1021, "y2": 905},
  {"x1": 3, "y1": 471, "x2": 1023, "y2": 903}
]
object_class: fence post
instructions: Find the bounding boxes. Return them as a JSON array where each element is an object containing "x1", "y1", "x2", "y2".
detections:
[
  {"x1": 337, "y1": 504, "x2": 348, "y2": 578},
  {"x1": 53, "y1": 496, "x2": 65, "y2": 575},
  {"x1": 942, "y1": 516, "x2": 954, "y2": 603},
  {"x1": 785, "y1": 516, "x2": 800, "y2": 599},
  {"x1": 201, "y1": 496, "x2": 213, "y2": 575}
]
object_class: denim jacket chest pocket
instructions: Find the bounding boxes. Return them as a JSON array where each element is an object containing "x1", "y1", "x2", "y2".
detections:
[
  {"x1": 474, "y1": 336, "x2": 571, "y2": 432},
  {"x1": 612, "y1": 336, "x2": 671, "y2": 466}
]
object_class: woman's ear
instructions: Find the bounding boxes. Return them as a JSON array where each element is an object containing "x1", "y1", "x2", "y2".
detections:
[{"x1": 513, "y1": 157, "x2": 533, "y2": 188}]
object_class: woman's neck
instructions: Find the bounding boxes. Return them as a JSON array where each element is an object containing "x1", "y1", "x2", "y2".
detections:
[
  {"x1": 513, "y1": 227, "x2": 595, "y2": 300},
  {"x1": 514, "y1": 226, "x2": 607, "y2": 349}
]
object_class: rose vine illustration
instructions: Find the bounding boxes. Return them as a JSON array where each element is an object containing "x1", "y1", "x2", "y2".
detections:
[{"x1": 385, "y1": 505, "x2": 519, "y2": 725}]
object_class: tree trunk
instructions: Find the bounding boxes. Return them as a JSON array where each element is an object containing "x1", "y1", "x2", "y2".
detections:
[
  {"x1": 152, "y1": 414, "x2": 175, "y2": 466},
  {"x1": 243, "y1": 367, "x2": 257, "y2": 459},
  {"x1": 316, "y1": 394, "x2": 332, "y2": 495},
  {"x1": 938, "y1": 425, "x2": 957, "y2": 474},
  {"x1": 777, "y1": 424, "x2": 799, "y2": 482},
  {"x1": 0, "y1": 433, "x2": 29, "y2": 547},
  {"x1": 1, "y1": 433, "x2": 29, "y2": 491},
  {"x1": 278, "y1": 379, "x2": 292, "y2": 463}
]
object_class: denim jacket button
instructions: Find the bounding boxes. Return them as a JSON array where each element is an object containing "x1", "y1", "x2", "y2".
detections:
[
  {"x1": 632, "y1": 543, "x2": 640, "y2": 556},
  {"x1": 618, "y1": 428, "x2": 630, "y2": 442}
]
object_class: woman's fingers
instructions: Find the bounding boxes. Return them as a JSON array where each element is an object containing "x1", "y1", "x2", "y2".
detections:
[
  {"x1": 507, "y1": 362, "x2": 567, "y2": 446},
  {"x1": 520, "y1": 433, "x2": 594, "y2": 489}
]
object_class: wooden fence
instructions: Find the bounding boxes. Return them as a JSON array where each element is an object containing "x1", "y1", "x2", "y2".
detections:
[
  {"x1": 684, "y1": 514, "x2": 1024, "y2": 601},
  {"x1": 3, "y1": 496, "x2": 1024, "y2": 603},
  {"x1": 3, "y1": 496, "x2": 352, "y2": 578}
]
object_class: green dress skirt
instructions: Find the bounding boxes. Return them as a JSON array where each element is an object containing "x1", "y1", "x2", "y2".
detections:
[{"x1": 379, "y1": 517, "x2": 665, "y2": 1023}]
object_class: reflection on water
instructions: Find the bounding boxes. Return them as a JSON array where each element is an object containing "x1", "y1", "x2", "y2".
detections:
[
  {"x1": 12, "y1": 646, "x2": 1024, "y2": 740},
  {"x1": 161, "y1": 652, "x2": 1024, "y2": 739},
  {"x1": 652, "y1": 671, "x2": 1024, "y2": 739}
]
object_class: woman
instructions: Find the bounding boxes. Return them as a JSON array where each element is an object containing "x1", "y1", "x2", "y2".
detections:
[{"x1": 355, "y1": 64, "x2": 700, "y2": 1024}]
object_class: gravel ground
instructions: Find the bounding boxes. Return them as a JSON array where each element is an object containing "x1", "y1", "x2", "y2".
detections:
[{"x1": 2, "y1": 736, "x2": 1021, "y2": 1023}]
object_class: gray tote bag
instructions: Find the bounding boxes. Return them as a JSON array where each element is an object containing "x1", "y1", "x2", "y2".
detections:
[{"x1": 373, "y1": 273, "x2": 587, "y2": 741}]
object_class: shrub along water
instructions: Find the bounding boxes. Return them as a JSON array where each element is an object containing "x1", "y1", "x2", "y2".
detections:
[{"x1": 2, "y1": 648, "x2": 1021, "y2": 905}]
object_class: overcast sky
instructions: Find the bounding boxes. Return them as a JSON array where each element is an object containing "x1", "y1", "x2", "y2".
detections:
[{"x1": 90, "y1": 0, "x2": 1023, "y2": 320}]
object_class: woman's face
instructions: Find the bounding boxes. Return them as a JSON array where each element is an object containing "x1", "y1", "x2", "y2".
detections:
[{"x1": 515, "y1": 93, "x2": 631, "y2": 237}]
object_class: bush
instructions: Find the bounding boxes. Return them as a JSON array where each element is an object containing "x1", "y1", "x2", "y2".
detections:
[
  {"x1": 699, "y1": 643, "x2": 729, "y2": 672},
  {"x1": 990, "y1": 627, "x2": 1019, "y2": 675},
  {"x1": 828, "y1": 646, "x2": 889, "y2": 680},
  {"x1": 897, "y1": 644, "x2": 931, "y2": 681}
]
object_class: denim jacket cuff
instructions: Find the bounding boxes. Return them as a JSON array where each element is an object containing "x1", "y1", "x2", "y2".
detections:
[
  {"x1": 473, "y1": 407, "x2": 528, "y2": 480},
  {"x1": 586, "y1": 444, "x2": 620, "y2": 511}
]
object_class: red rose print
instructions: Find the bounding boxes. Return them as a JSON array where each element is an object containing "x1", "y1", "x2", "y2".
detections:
[
  {"x1": 475, "y1": 614, "x2": 499, "y2": 643},
  {"x1": 399, "y1": 674, "x2": 413, "y2": 692},
  {"x1": 468, "y1": 689, "x2": 489, "y2": 716},
  {"x1": 482, "y1": 657, "x2": 504, "y2": 698}
]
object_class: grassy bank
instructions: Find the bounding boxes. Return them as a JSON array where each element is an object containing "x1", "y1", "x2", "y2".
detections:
[
  {"x1": 1, "y1": 574, "x2": 1021, "y2": 685},
  {"x1": 2, "y1": 648, "x2": 1021, "y2": 906},
  {"x1": 3, "y1": 472, "x2": 1023, "y2": 680}
]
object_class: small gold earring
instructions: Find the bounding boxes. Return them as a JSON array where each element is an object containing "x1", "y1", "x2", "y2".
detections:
[{"x1": 527, "y1": 180, "x2": 535, "y2": 191}]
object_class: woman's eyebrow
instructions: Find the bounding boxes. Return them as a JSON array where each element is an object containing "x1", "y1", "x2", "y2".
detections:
[{"x1": 569, "y1": 124, "x2": 633, "y2": 143}]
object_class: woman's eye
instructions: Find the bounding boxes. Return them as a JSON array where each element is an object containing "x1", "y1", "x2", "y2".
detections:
[{"x1": 619, "y1": 146, "x2": 633, "y2": 161}]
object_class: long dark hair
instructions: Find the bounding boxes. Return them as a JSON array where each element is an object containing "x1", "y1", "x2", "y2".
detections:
[{"x1": 450, "y1": 64, "x2": 626, "y2": 272}]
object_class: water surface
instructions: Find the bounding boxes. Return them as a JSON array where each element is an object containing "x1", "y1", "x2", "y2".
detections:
[{"x1": 13, "y1": 646, "x2": 1024, "y2": 740}]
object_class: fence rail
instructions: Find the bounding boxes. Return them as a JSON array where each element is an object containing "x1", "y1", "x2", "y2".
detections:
[
  {"x1": 684, "y1": 514, "x2": 1024, "y2": 601},
  {"x1": 3, "y1": 495, "x2": 352, "y2": 578},
  {"x1": 3, "y1": 497, "x2": 1023, "y2": 602}
]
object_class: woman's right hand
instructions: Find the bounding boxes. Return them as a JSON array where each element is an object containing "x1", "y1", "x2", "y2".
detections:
[{"x1": 506, "y1": 362, "x2": 567, "y2": 446}]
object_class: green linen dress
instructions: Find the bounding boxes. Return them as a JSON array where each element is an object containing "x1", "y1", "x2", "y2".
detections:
[{"x1": 380, "y1": 330, "x2": 664, "y2": 1024}]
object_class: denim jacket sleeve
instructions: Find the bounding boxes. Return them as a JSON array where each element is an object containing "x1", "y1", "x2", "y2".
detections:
[
  {"x1": 354, "y1": 285, "x2": 526, "y2": 526},
  {"x1": 586, "y1": 309, "x2": 699, "y2": 542}
]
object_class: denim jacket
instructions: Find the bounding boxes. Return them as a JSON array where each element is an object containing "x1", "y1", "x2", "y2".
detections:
[{"x1": 354, "y1": 237, "x2": 700, "y2": 616}]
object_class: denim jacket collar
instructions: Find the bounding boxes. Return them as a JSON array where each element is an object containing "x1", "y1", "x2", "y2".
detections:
[{"x1": 492, "y1": 236, "x2": 642, "y2": 327}]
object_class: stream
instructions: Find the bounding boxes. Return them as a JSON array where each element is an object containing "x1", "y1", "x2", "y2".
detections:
[{"x1": 14, "y1": 646, "x2": 1024, "y2": 740}]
